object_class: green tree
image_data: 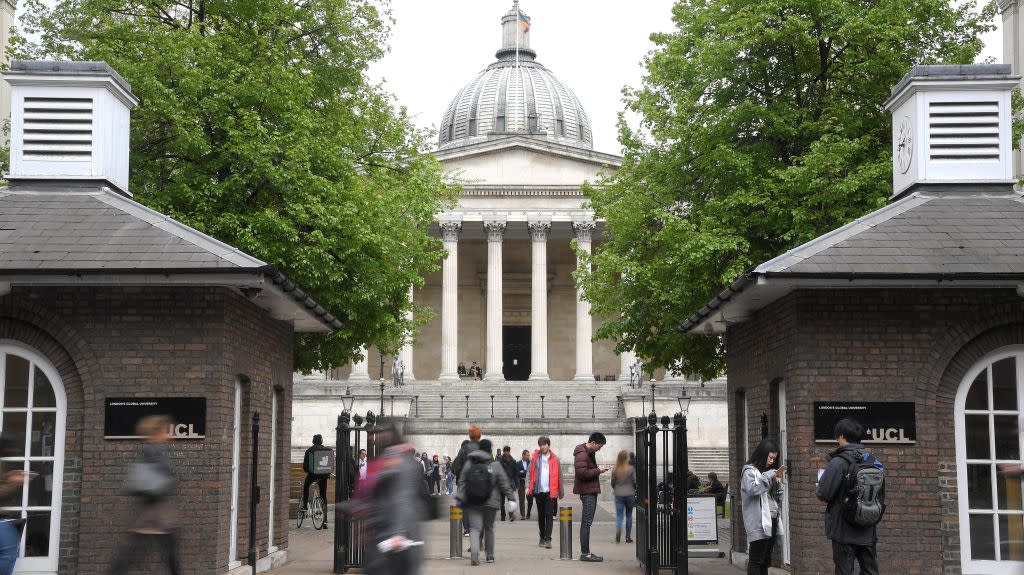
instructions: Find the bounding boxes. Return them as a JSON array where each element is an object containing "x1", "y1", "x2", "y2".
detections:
[
  {"x1": 13, "y1": 0, "x2": 458, "y2": 371},
  {"x1": 579, "y1": 0, "x2": 998, "y2": 380}
]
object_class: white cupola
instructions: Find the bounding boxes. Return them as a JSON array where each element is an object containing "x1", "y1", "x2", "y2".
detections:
[
  {"x1": 883, "y1": 64, "x2": 1020, "y2": 199},
  {"x1": 3, "y1": 60, "x2": 139, "y2": 195}
]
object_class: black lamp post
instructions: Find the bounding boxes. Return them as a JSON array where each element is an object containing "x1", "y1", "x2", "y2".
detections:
[
  {"x1": 333, "y1": 388, "x2": 355, "y2": 573},
  {"x1": 674, "y1": 392, "x2": 691, "y2": 575}
]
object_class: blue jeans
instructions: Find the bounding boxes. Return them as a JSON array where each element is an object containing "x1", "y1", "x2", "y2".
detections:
[
  {"x1": 615, "y1": 495, "x2": 635, "y2": 537},
  {"x1": 580, "y1": 494, "x2": 598, "y2": 555},
  {"x1": 0, "y1": 520, "x2": 17, "y2": 575}
]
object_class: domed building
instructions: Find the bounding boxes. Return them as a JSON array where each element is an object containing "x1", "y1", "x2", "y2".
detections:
[{"x1": 293, "y1": 3, "x2": 727, "y2": 478}]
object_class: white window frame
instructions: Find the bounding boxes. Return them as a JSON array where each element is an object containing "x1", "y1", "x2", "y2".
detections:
[
  {"x1": 267, "y1": 390, "x2": 278, "y2": 553},
  {"x1": 228, "y1": 379, "x2": 242, "y2": 570},
  {"x1": 777, "y1": 381, "x2": 791, "y2": 566},
  {"x1": 955, "y1": 345, "x2": 1024, "y2": 575},
  {"x1": 0, "y1": 341, "x2": 67, "y2": 575}
]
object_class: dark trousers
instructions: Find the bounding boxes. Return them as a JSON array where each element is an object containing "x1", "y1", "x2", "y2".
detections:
[
  {"x1": 831, "y1": 540, "x2": 879, "y2": 575},
  {"x1": 580, "y1": 494, "x2": 598, "y2": 555},
  {"x1": 302, "y1": 474, "x2": 328, "y2": 508},
  {"x1": 430, "y1": 476, "x2": 440, "y2": 494},
  {"x1": 108, "y1": 532, "x2": 181, "y2": 575},
  {"x1": 535, "y1": 492, "x2": 555, "y2": 541},
  {"x1": 517, "y1": 483, "x2": 533, "y2": 518},
  {"x1": 747, "y1": 518, "x2": 777, "y2": 575}
]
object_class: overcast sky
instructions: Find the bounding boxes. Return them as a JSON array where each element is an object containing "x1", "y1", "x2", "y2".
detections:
[{"x1": 370, "y1": 0, "x2": 1005, "y2": 156}]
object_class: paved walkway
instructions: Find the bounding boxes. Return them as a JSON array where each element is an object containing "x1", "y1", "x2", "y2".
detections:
[{"x1": 273, "y1": 495, "x2": 744, "y2": 574}]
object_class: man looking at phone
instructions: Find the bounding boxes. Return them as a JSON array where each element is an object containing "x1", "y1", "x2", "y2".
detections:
[{"x1": 573, "y1": 432, "x2": 609, "y2": 562}]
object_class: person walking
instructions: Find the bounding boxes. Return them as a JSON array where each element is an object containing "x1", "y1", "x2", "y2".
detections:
[
  {"x1": 445, "y1": 455, "x2": 455, "y2": 495},
  {"x1": 361, "y1": 425, "x2": 426, "y2": 575},
  {"x1": 457, "y1": 439, "x2": 517, "y2": 566},
  {"x1": 525, "y1": 436, "x2": 563, "y2": 548},
  {"x1": 499, "y1": 446, "x2": 519, "y2": 522},
  {"x1": 517, "y1": 449, "x2": 532, "y2": 519},
  {"x1": 610, "y1": 449, "x2": 635, "y2": 544},
  {"x1": 816, "y1": 418, "x2": 884, "y2": 575},
  {"x1": 430, "y1": 455, "x2": 442, "y2": 494},
  {"x1": 573, "y1": 432, "x2": 609, "y2": 562},
  {"x1": 453, "y1": 426, "x2": 482, "y2": 536},
  {"x1": 108, "y1": 415, "x2": 182, "y2": 574},
  {"x1": 741, "y1": 438, "x2": 786, "y2": 575}
]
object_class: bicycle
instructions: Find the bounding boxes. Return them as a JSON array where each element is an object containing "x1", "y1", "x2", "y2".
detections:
[{"x1": 297, "y1": 480, "x2": 327, "y2": 530}]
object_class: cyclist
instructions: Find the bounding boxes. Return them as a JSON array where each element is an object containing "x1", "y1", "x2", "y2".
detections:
[{"x1": 301, "y1": 434, "x2": 332, "y2": 527}]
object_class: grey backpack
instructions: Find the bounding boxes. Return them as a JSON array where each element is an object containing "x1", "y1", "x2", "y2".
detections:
[{"x1": 838, "y1": 451, "x2": 886, "y2": 527}]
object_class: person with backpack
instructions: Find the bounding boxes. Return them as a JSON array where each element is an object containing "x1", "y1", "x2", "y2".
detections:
[
  {"x1": 453, "y1": 426, "x2": 482, "y2": 536},
  {"x1": 457, "y1": 439, "x2": 517, "y2": 566},
  {"x1": 816, "y1": 418, "x2": 884, "y2": 575},
  {"x1": 301, "y1": 434, "x2": 334, "y2": 528},
  {"x1": 741, "y1": 438, "x2": 786, "y2": 575}
]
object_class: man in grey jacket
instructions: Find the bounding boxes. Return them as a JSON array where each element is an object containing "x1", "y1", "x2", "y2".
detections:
[
  {"x1": 815, "y1": 418, "x2": 882, "y2": 575},
  {"x1": 457, "y1": 439, "x2": 517, "y2": 566}
]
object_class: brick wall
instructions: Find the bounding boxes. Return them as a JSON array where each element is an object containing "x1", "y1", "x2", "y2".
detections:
[
  {"x1": 0, "y1": 286, "x2": 294, "y2": 575},
  {"x1": 725, "y1": 288, "x2": 1024, "y2": 575}
]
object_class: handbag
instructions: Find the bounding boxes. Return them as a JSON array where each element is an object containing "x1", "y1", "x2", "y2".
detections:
[{"x1": 126, "y1": 461, "x2": 174, "y2": 498}]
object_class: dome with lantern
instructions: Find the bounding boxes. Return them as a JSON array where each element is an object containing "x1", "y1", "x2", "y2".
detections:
[{"x1": 438, "y1": 2, "x2": 593, "y2": 151}]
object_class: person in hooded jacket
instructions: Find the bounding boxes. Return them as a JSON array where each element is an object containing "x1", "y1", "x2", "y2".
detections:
[
  {"x1": 498, "y1": 446, "x2": 519, "y2": 522},
  {"x1": 361, "y1": 425, "x2": 426, "y2": 575},
  {"x1": 457, "y1": 439, "x2": 517, "y2": 566},
  {"x1": 741, "y1": 438, "x2": 785, "y2": 575},
  {"x1": 816, "y1": 418, "x2": 882, "y2": 575}
]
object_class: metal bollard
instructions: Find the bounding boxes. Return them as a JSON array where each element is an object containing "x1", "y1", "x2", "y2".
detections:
[
  {"x1": 558, "y1": 506, "x2": 573, "y2": 560},
  {"x1": 449, "y1": 505, "x2": 464, "y2": 559}
]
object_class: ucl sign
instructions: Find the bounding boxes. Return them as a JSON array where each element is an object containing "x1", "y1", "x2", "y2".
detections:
[
  {"x1": 813, "y1": 401, "x2": 916, "y2": 445},
  {"x1": 104, "y1": 397, "x2": 207, "y2": 439}
]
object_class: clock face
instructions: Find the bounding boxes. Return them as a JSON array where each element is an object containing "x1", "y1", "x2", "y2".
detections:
[{"x1": 896, "y1": 116, "x2": 913, "y2": 174}]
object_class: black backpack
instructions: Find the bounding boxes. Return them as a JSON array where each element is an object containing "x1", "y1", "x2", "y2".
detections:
[
  {"x1": 837, "y1": 451, "x2": 886, "y2": 527},
  {"x1": 464, "y1": 461, "x2": 494, "y2": 505}
]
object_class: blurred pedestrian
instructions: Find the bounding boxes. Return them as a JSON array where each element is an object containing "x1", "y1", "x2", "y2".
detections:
[
  {"x1": 517, "y1": 449, "x2": 532, "y2": 519},
  {"x1": 108, "y1": 415, "x2": 181, "y2": 575},
  {"x1": 574, "y1": 432, "x2": 609, "y2": 562},
  {"x1": 526, "y1": 436, "x2": 563, "y2": 549},
  {"x1": 457, "y1": 439, "x2": 516, "y2": 565},
  {"x1": 0, "y1": 435, "x2": 23, "y2": 574},
  {"x1": 499, "y1": 446, "x2": 519, "y2": 522},
  {"x1": 611, "y1": 449, "x2": 635, "y2": 544},
  {"x1": 362, "y1": 426, "x2": 426, "y2": 575}
]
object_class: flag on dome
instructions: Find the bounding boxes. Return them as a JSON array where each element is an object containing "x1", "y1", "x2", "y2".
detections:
[{"x1": 517, "y1": 9, "x2": 531, "y2": 31}]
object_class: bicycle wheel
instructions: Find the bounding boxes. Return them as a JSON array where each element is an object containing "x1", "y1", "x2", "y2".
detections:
[
  {"x1": 296, "y1": 502, "x2": 306, "y2": 529},
  {"x1": 311, "y1": 495, "x2": 326, "y2": 530}
]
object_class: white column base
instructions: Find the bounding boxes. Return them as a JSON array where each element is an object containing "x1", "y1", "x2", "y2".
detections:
[
  {"x1": 348, "y1": 373, "x2": 371, "y2": 382},
  {"x1": 573, "y1": 374, "x2": 596, "y2": 381},
  {"x1": 528, "y1": 373, "x2": 550, "y2": 381},
  {"x1": 438, "y1": 373, "x2": 461, "y2": 382}
]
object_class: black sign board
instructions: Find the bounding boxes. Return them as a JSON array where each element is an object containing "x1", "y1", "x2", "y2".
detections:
[
  {"x1": 814, "y1": 401, "x2": 916, "y2": 444},
  {"x1": 104, "y1": 397, "x2": 206, "y2": 439}
]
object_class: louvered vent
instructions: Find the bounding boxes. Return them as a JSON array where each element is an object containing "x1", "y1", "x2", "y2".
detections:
[
  {"x1": 928, "y1": 101, "x2": 1000, "y2": 161},
  {"x1": 21, "y1": 97, "x2": 93, "y2": 160}
]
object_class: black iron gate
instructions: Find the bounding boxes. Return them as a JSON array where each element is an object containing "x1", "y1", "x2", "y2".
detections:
[
  {"x1": 333, "y1": 411, "x2": 392, "y2": 573},
  {"x1": 634, "y1": 412, "x2": 689, "y2": 574}
]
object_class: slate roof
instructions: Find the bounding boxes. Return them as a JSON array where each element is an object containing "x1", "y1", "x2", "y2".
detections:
[
  {"x1": 679, "y1": 191, "x2": 1024, "y2": 333},
  {"x1": 0, "y1": 185, "x2": 342, "y2": 331},
  {"x1": 0, "y1": 190, "x2": 260, "y2": 270},
  {"x1": 757, "y1": 193, "x2": 1024, "y2": 276}
]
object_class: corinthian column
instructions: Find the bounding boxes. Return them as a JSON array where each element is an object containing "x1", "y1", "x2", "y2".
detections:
[
  {"x1": 399, "y1": 285, "x2": 416, "y2": 381},
  {"x1": 484, "y1": 219, "x2": 506, "y2": 381},
  {"x1": 572, "y1": 221, "x2": 596, "y2": 381},
  {"x1": 349, "y1": 347, "x2": 370, "y2": 381},
  {"x1": 528, "y1": 219, "x2": 551, "y2": 381},
  {"x1": 439, "y1": 221, "x2": 462, "y2": 381}
]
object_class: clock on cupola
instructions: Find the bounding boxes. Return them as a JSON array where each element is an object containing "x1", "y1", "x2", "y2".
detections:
[{"x1": 883, "y1": 65, "x2": 1018, "y2": 199}]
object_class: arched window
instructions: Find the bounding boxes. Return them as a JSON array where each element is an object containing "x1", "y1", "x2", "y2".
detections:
[
  {"x1": 956, "y1": 346, "x2": 1024, "y2": 574},
  {"x1": 0, "y1": 342, "x2": 66, "y2": 574}
]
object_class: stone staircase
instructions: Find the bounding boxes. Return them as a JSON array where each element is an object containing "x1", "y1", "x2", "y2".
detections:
[
  {"x1": 400, "y1": 379, "x2": 626, "y2": 420},
  {"x1": 686, "y1": 446, "x2": 731, "y2": 484}
]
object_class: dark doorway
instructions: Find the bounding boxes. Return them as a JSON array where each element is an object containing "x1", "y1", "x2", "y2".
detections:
[{"x1": 503, "y1": 326, "x2": 531, "y2": 380}]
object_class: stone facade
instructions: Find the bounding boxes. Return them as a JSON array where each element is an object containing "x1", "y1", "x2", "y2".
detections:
[
  {"x1": 0, "y1": 286, "x2": 294, "y2": 574},
  {"x1": 725, "y1": 288, "x2": 1024, "y2": 575}
]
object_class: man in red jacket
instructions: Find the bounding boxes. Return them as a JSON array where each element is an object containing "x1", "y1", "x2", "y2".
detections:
[
  {"x1": 574, "y1": 432, "x2": 609, "y2": 562},
  {"x1": 525, "y1": 436, "x2": 563, "y2": 549}
]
